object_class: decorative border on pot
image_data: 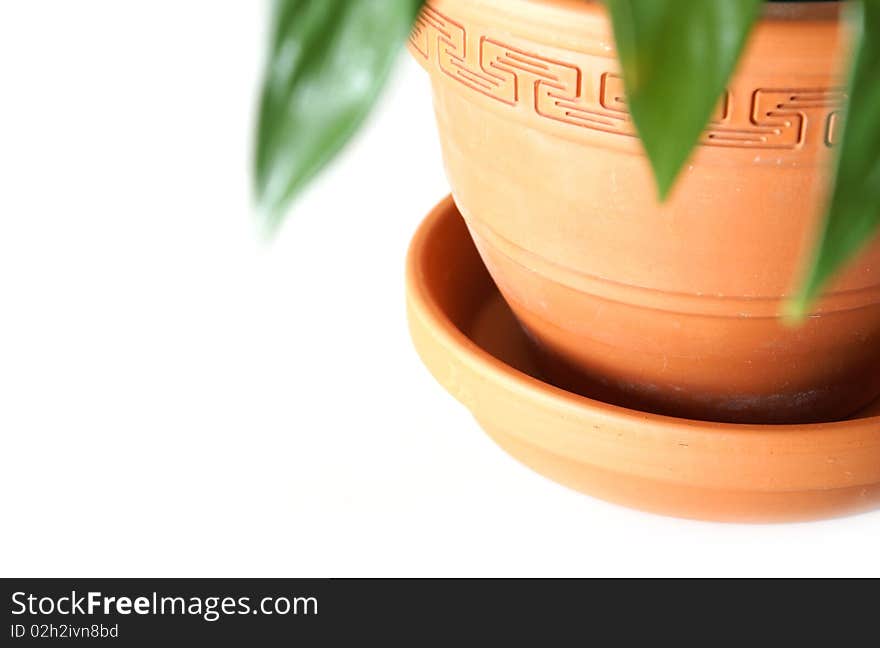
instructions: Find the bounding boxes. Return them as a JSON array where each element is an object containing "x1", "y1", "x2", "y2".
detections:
[{"x1": 410, "y1": 4, "x2": 845, "y2": 151}]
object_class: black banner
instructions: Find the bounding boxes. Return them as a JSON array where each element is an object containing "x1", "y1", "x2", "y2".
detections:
[
  {"x1": 1, "y1": 578, "x2": 869, "y2": 644},
  {"x1": 1, "y1": 578, "x2": 597, "y2": 644}
]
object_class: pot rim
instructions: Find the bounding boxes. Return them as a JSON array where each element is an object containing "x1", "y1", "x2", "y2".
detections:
[
  {"x1": 421, "y1": 0, "x2": 846, "y2": 68},
  {"x1": 517, "y1": 0, "x2": 842, "y2": 22}
]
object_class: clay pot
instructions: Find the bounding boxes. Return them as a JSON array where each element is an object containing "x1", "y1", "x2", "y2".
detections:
[{"x1": 409, "y1": 0, "x2": 880, "y2": 424}]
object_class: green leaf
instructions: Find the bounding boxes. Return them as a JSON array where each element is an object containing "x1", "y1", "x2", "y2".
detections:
[
  {"x1": 791, "y1": 1, "x2": 880, "y2": 316},
  {"x1": 254, "y1": 0, "x2": 425, "y2": 230},
  {"x1": 605, "y1": 0, "x2": 762, "y2": 199}
]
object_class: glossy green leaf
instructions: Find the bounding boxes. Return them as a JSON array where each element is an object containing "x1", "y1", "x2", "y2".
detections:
[
  {"x1": 605, "y1": 0, "x2": 762, "y2": 198},
  {"x1": 254, "y1": 0, "x2": 425, "y2": 230},
  {"x1": 792, "y1": 1, "x2": 880, "y2": 315}
]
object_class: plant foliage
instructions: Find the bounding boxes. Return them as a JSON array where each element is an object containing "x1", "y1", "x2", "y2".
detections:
[
  {"x1": 254, "y1": 0, "x2": 425, "y2": 230},
  {"x1": 255, "y1": 0, "x2": 879, "y2": 312},
  {"x1": 605, "y1": 0, "x2": 763, "y2": 200}
]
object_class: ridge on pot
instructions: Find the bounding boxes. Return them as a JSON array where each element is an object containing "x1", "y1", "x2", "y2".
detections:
[{"x1": 410, "y1": 0, "x2": 880, "y2": 424}]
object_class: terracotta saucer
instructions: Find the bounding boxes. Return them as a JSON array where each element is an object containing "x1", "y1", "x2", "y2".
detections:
[{"x1": 406, "y1": 196, "x2": 880, "y2": 523}]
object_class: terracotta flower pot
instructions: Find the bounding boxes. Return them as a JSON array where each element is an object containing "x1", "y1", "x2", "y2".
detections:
[{"x1": 410, "y1": 0, "x2": 880, "y2": 424}]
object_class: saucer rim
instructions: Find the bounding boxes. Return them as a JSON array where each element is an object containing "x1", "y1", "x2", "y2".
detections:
[{"x1": 406, "y1": 195, "x2": 880, "y2": 497}]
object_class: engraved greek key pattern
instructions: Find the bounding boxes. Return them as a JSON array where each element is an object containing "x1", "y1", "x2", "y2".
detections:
[{"x1": 410, "y1": 5, "x2": 845, "y2": 149}]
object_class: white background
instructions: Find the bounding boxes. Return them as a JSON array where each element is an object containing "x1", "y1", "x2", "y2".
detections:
[{"x1": 1, "y1": 1, "x2": 878, "y2": 578}]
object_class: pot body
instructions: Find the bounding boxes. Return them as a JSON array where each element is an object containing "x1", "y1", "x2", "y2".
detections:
[{"x1": 410, "y1": 0, "x2": 880, "y2": 423}]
